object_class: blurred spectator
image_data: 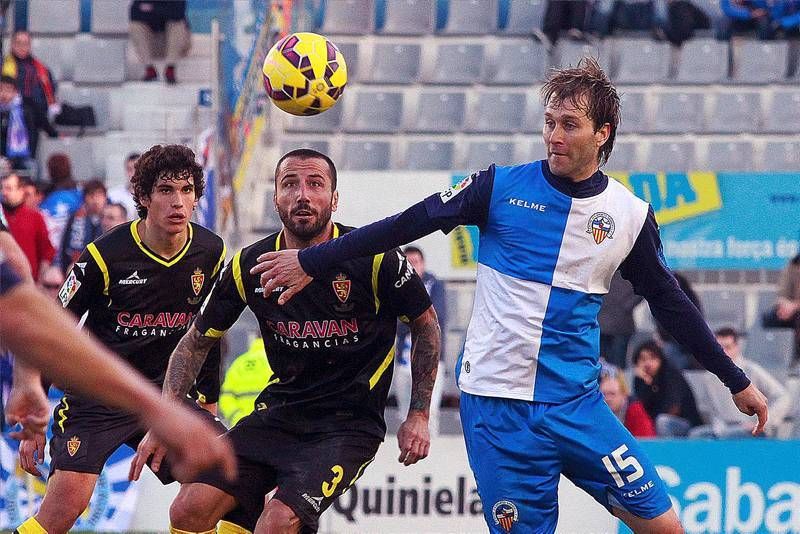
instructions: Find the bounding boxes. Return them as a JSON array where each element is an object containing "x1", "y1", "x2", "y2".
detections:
[
  {"x1": 0, "y1": 74, "x2": 36, "y2": 171},
  {"x1": 589, "y1": 0, "x2": 670, "y2": 39},
  {"x1": 717, "y1": 0, "x2": 800, "y2": 40},
  {"x1": 20, "y1": 175, "x2": 46, "y2": 209},
  {"x1": 690, "y1": 327, "x2": 792, "y2": 438},
  {"x1": 59, "y1": 179, "x2": 106, "y2": 273},
  {"x1": 542, "y1": 0, "x2": 590, "y2": 46},
  {"x1": 600, "y1": 362, "x2": 656, "y2": 437},
  {"x1": 657, "y1": 271, "x2": 703, "y2": 370},
  {"x1": 106, "y1": 152, "x2": 140, "y2": 220},
  {"x1": 129, "y1": 1, "x2": 191, "y2": 84},
  {"x1": 776, "y1": 254, "x2": 800, "y2": 374},
  {"x1": 393, "y1": 245, "x2": 447, "y2": 436},
  {"x1": 633, "y1": 340, "x2": 703, "y2": 437},
  {"x1": 39, "y1": 153, "x2": 82, "y2": 256},
  {"x1": 598, "y1": 271, "x2": 643, "y2": 369},
  {"x1": 101, "y1": 202, "x2": 129, "y2": 234},
  {"x1": 218, "y1": 337, "x2": 272, "y2": 426},
  {"x1": 2, "y1": 30, "x2": 59, "y2": 138},
  {"x1": 0, "y1": 172, "x2": 54, "y2": 280}
]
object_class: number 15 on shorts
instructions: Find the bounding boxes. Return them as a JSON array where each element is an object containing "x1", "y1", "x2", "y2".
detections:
[{"x1": 602, "y1": 444, "x2": 644, "y2": 488}]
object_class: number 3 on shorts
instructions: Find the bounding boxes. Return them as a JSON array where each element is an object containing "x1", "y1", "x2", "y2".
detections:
[
  {"x1": 321, "y1": 465, "x2": 344, "y2": 497},
  {"x1": 601, "y1": 444, "x2": 644, "y2": 488}
]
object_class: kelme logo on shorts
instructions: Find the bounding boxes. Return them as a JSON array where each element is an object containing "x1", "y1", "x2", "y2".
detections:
[{"x1": 492, "y1": 500, "x2": 518, "y2": 533}]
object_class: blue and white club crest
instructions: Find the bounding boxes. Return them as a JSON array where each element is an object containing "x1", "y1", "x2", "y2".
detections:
[{"x1": 587, "y1": 212, "x2": 615, "y2": 244}]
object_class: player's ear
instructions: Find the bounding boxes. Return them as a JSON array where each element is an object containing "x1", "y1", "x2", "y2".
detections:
[
  {"x1": 595, "y1": 123, "x2": 611, "y2": 148},
  {"x1": 331, "y1": 190, "x2": 338, "y2": 212}
]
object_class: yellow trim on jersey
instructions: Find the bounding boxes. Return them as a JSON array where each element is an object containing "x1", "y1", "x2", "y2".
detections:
[
  {"x1": 275, "y1": 230, "x2": 283, "y2": 250},
  {"x1": 86, "y1": 242, "x2": 109, "y2": 296},
  {"x1": 232, "y1": 250, "x2": 246, "y2": 302},
  {"x1": 204, "y1": 327, "x2": 227, "y2": 339},
  {"x1": 130, "y1": 219, "x2": 194, "y2": 267},
  {"x1": 16, "y1": 517, "x2": 48, "y2": 534},
  {"x1": 212, "y1": 243, "x2": 227, "y2": 277},
  {"x1": 217, "y1": 520, "x2": 252, "y2": 534},
  {"x1": 369, "y1": 346, "x2": 395, "y2": 390},
  {"x1": 371, "y1": 253, "x2": 384, "y2": 314},
  {"x1": 57, "y1": 397, "x2": 70, "y2": 432}
]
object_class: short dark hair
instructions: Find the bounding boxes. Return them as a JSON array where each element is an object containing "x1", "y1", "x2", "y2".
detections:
[
  {"x1": 82, "y1": 179, "x2": 107, "y2": 196},
  {"x1": 540, "y1": 57, "x2": 620, "y2": 167},
  {"x1": 0, "y1": 74, "x2": 16, "y2": 86},
  {"x1": 47, "y1": 153, "x2": 73, "y2": 184},
  {"x1": 274, "y1": 148, "x2": 337, "y2": 191},
  {"x1": 403, "y1": 245, "x2": 424, "y2": 259},
  {"x1": 631, "y1": 340, "x2": 665, "y2": 366},
  {"x1": 131, "y1": 145, "x2": 204, "y2": 219},
  {"x1": 714, "y1": 327, "x2": 739, "y2": 342}
]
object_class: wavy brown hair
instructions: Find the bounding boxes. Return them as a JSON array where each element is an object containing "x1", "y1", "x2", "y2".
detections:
[{"x1": 131, "y1": 145, "x2": 204, "y2": 218}]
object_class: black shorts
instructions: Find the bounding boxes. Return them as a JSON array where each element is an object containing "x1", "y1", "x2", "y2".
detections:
[
  {"x1": 49, "y1": 393, "x2": 226, "y2": 483},
  {"x1": 196, "y1": 412, "x2": 382, "y2": 533}
]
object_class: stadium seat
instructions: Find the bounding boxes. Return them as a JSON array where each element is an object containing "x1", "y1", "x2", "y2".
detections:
[
  {"x1": 285, "y1": 104, "x2": 343, "y2": 132},
  {"x1": 614, "y1": 39, "x2": 671, "y2": 84},
  {"x1": 74, "y1": 36, "x2": 127, "y2": 83},
  {"x1": 279, "y1": 136, "x2": 331, "y2": 157},
  {"x1": 708, "y1": 91, "x2": 762, "y2": 134},
  {"x1": 519, "y1": 138, "x2": 547, "y2": 162},
  {"x1": 379, "y1": 0, "x2": 435, "y2": 34},
  {"x1": 764, "y1": 89, "x2": 800, "y2": 133},
  {"x1": 700, "y1": 289, "x2": 747, "y2": 332},
  {"x1": 438, "y1": 0, "x2": 498, "y2": 35},
  {"x1": 484, "y1": 40, "x2": 547, "y2": 85},
  {"x1": 466, "y1": 91, "x2": 527, "y2": 133},
  {"x1": 363, "y1": 43, "x2": 421, "y2": 84},
  {"x1": 333, "y1": 40, "x2": 359, "y2": 81},
  {"x1": 522, "y1": 92, "x2": 545, "y2": 133},
  {"x1": 344, "y1": 90, "x2": 404, "y2": 133},
  {"x1": 31, "y1": 38, "x2": 75, "y2": 81},
  {"x1": 409, "y1": 90, "x2": 467, "y2": 132},
  {"x1": 463, "y1": 139, "x2": 516, "y2": 170},
  {"x1": 38, "y1": 137, "x2": 96, "y2": 182},
  {"x1": 605, "y1": 138, "x2": 640, "y2": 172},
  {"x1": 501, "y1": 0, "x2": 547, "y2": 35},
  {"x1": 320, "y1": 0, "x2": 374, "y2": 35},
  {"x1": 645, "y1": 141, "x2": 696, "y2": 172},
  {"x1": 746, "y1": 327, "x2": 794, "y2": 374},
  {"x1": 705, "y1": 140, "x2": 755, "y2": 172},
  {"x1": 422, "y1": 42, "x2": 485, "y2": 84},
  {"x1": 618, "y1": 89, "x2": 650, "y2": 134},
  {"x1": 405, "y1": 140, "x2": 455, "y2": 170},
  {"x1": 675, "y1": 38, "x2": 729, "y2": 84},
  {"x1": 651, "y1": 91, "x2": 705, "y2": 134},
  {"x1": 28, "y1": 0, "x2": 80, "y2": 34},
  {"x1": 757, "y1": 289, "x2": 778, "y2": 316},
  {"x1": 91, "y1": 0, "x2": 132, "y2": 34},
  {"x1": 554, "y1": 40, "x2": 612, "y2": 71},
  {"x1": 342, "y1": 140, "x2": 392, "y2": 170},
  {"x1": 732, "y1": 40, "x2": 789, "y2": 83},
  {"x1": 122, "y1": 104, "x2": 195, "y2": 132},
  {"x1": 57, "y1": 84, "x2": 111, "y2": 132},
  {"x1": 762, "y1": 139, "x2": 800, "y2": 171}
]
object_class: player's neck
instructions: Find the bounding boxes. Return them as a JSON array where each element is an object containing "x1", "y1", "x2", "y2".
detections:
[
  {"x1": 282, "y1": 222, "x2": 334, "y2": 250},
  {"x1": 137, "y1": 218, "x2": 189, "y2": 258}
]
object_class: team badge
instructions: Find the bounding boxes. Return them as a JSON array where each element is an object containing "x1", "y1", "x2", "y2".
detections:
[
  {"x1": 332, "y1": 273, "x2": 351, "y2": 303},
  {"x1": 492, "y1": 500, "x2": 519, "y2": 532},
  {"x1": 67, "y1": 436, "x2": 81, "y2": 457},
  {"x1": 587, "y1": 212, "x2": 615, "y2": 244},
  {"x1": 191, "y1": 268, "x2": 205, "y2": 296},
  {"x1": 58, "y1": 271, "x2": 81, "y2": 307}
]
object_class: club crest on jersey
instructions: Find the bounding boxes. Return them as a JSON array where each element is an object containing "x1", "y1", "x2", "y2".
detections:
[
  {"x1": 67, "y1": 436, "x2": 81, "y2": 457},
  {"x1": 587, "y1": 212, "x2": 615, "y2": 244},
  {"x1": 191, "y1": 268, "x2": 205, "y2": 296},
  {"x1": 332, "y1": 273, "x2": 351, "y2": 303},
  {"x1": 492, "y1": 500, "x2": 518, "y2": 532}
]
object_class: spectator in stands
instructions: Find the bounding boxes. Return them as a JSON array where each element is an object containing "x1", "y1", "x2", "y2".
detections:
[
  {"x1": 776, "y1": 254, "x2": 800, "y2": 375},
  {"x1": 0, "y1": 75, "x2": 37, "y2": 171},
  {"x1": 100, "y1": 202, "x2": 128, "y2": 234},
  {"x1": 59, "y1": 179, "x2": 106, "y2": 273},
  {"x1": 0, "y1": 172, "x2": 54, "y2": 281},
  {"x1": 20, "y1": 176, "x2": 46, "y2": 209},
  {"x1": 600, "y1": 362, "x2": 656, "y2": 437},
  {"x1": 39, "y1": 153, "x2": 82, "y2": 258},
  {"x1": 717, "y1": 0, "x2": 800, "y2": 40},
  {"x1": 633, "y1": 340, "x2": 703, "y2": 437},
  {"x1": 599, "y1": 271, "x2": 643, "y2": 368},
  {"x1": 106, "y1": 152, "x2": 140, "y2": 220},
  {"x1": 690, "y1": 327, "x2": 792, "y2": 438},
  {"x1": 129, "y1": 1, "x2": 191, "y2": 84},
  {"x1": 588, "y1": 0, "x2": 670, "y2": 39},
  {"x1": 541, "y1": 0, "x2": 590, "y2": 46},
  {"x1": 2, "y1": 31, "x2": 59, "y2": 138}
]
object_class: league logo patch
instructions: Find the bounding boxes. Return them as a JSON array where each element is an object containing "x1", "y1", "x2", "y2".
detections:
[
  {"x1": 59, "y1": 271, "x2": 81, "y2": 307},
  {"x1": 492, "y1": 500, "x2": 519, "y2": 532},
  {"x1": 587, "y1": 212, "x2": 615, "y2": 245},
  {"x1": 332, "y1": 273, "x2": 351, "y2": 303},
  {"x1": 191, "y1": 268, "x2": 205, "y2": 296},
  {"x1": 439, "y1": 173, "x2": 474, "y2": 204},
  {"x1": 67, "y1": 435, "x2": 81, "y2": 457}
]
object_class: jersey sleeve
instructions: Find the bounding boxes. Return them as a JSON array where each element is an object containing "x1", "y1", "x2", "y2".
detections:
[
  {"x1": 59, "y1": 246, "x2": 106, "y2": 318},
  {"x1": 421, "y1": 166, "x2": 494, "y2": 234},
  {"x1": 195, "y1": 250, "x2": 249, "y2": 339},
  {"x1": 377, "y1": 249, "x2": 432, "y2": 322}
]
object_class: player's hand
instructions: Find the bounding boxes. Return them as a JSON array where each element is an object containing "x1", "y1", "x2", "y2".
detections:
[
  {"x1": 129, "y1": 430, "x2": 167, "y2": 481},
  {"x1": 732, "y1": 383, "x2": 768, "y2": 436},
  {"x1": 397, "y1": 411, "x2": 430, "y2": 466},
  {"x1": 5, "y1": 379, "x2": 50, "y2": 440},
  {"x1": 18, "y1": 433, "x2": 47, "y2": 477},
  {"x1": 250, "y1": 250, "x2": 313, "y2": 305}
]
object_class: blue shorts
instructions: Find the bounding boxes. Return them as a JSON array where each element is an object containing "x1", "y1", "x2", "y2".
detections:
[{"x1": 460, "y1": 390, "x2": 672, "y2": 534}]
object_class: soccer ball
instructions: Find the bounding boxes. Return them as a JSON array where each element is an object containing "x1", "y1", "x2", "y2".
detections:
[{"x1": 262, "y1": 32, "x2": 348, "y2": 116}]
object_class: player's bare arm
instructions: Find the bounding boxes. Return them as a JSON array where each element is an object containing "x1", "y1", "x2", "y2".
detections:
[{"x1": 397, "y1": 305, "x2": 440, "y2": 467}]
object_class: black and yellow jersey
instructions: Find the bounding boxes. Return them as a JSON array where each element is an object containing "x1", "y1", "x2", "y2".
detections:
[
  {"x1": 195, "y1": 223, "x2": 432, "y2": 438},
  {"x1": 59, "y1": 219, "x2": 226, "y2": 402}
]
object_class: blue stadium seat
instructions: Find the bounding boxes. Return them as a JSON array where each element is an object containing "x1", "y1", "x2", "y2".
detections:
[
  {"x1": 614, "y1": 39, "x2": 671, "y2": 84},
  {"x1": 675, "y1": 38, "x2": 729, "y2": 84},
  {"x1": 423, "y1": 42, "x2": 485, "y2": 84},
  {"x1": 484, "y1": 40, "x2": 548, "y2": 85},
  {"x1": 762, "y1": 139, "x2": 800, "y2": 171},
  {"x1": 618, "y1": 89, "x2": 650, "y2": 134},
  {"x1": 378, "y1": 0, "x2": 435, "y2": 34},
  {"x1": 745, "y1": 327, "x2": 794, "y2": 374},
  {"x1": 409, "y1": 90, "x2": 467, "y2": 132},
  {"x1": 320, "y1": 0, "x2": 374, "y2": 35},
  {"x1": 732, "y1": 40, "x2": 789, "y2": 84},
  {"x1": 74, "y1": 36, "x2": 127, "y2": 83},
  {"x1": 708, "y1": 91, "x2": 762, "y2": 134},
  {"x1": 522, "y1": 93, "x2": 544, "y2": 133},
  {"x1": 363, "y1": 43, "x2": 421, "y2": 84},
  {"x1": 344, "y1": 90, "x2": 404, "y2": 133},
  {"x1": 757, "y1": 290, "x2": 778, "y2": 316},
  {"x1": 279, "y1": 136, "x2": 331, "y2": 158},
  {"x1": 467, "y1": 91, "x2": 527, "y2": 133},
  {"x1": 333, "y1": 40, "x2": 359, "y2": 81},
  {"x1": 700, "y1": 289, "x2": 747, "y2": 332},
  {"x1": 555, "y1": 40, "x2": 612, "y2": 71},
  {"x1": 405, "y1": 140, "x2": 455, "y2": 170},
  {"x1": 764, "y1": 89, "x2": 800, "y2": 134},
  {"x1": 342, "y1": 139, "x2": 392, "y2": 170},
  {"x1": 605, "y1": 138, "x2": 640, "y2": 172},
  {"x1": 463, "y1": 139, "x2": 516, "y2": 170},
  {"x1": 438, "y1": 0, "x2": 498, "y2": 35},
  {"x1": 501, "y1": 0, "x2": 546, "y2": 35},
  {"x1": 31, "y1": 38, "x2": 75, "y2": 81},
  {"x1": 28, "y1": 0, "x2": 80, "y2": 34},
  {"x1": 285, "y1": 104, "x2": 343, "y2": 133},
  {"x1": 91, "y1": 0, "x2": 131, "y2": 34},
  {"x1": 705, "y1": 140, "x2": 755, "y2": 172},
  {"x1": 645, "y1": 141, "x2": 696, "y2": 172},
  {"x1": 651, "y1": 91, "x2": 705, "y2": 134}
]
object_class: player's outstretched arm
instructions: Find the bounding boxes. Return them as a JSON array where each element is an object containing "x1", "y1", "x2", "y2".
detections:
[{"x1": 397, "y1": 305, "x2": 440, "y2": 466}]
